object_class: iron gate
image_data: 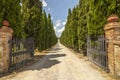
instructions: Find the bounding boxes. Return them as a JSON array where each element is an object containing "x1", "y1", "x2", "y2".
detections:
[
  {"x1": 9, "y1": 37, "x2": 34, "y2": 72},
  {"x1": 87, "y1": 35, "x2": 108, "y2": 70}
]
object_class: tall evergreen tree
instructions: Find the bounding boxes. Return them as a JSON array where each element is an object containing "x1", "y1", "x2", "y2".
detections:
[
  {"x1": 0, "y1": 0, "x2": 23, "y2": 37},
  {"x1": 47, "y1": 14, "x2": 57, "y2": 47},
  {"x1": 0, "y1": 0, "x2": 58, "y2": 52},
  {"x1": 60, "y1": 0, "x2": 120, "y2": 55},
  {"x1": 22, "y1": 0, "x2": 43, "y2": 48}
]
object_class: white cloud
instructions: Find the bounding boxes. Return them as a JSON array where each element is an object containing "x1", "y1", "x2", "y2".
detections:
[
  {"x1": 62, "y1": 21, "x2": 66, "y2": 26},
  {"x1": 41, "y1": 0, "x2": 47, "y2": 7},
  {"x1": 58, "y1": 27, "x2": 65, "y2": 33},
  {"x1": 56, "y1": 20, "x2": 61, "y2": 24},
  {"x1": 54, "y1": 20, "x2": 61, "y2": 31},
  {"x1": 54, "y1": 20, "x2": 66, "y2": 37},
  {"x1": 55, "y1": 22, "x2": 60, "y2": 27},
  {"x1": 54, "y1": 20, "x2": 61, "y2": 28}
]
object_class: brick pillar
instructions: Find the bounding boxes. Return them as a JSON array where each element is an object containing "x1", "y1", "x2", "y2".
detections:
[
  {"x1": 104, "y1": 15, "x2": 120, "y2": 77},
  {"x1": 0, "y1": 26, "x2": 13, "y2": 73}
]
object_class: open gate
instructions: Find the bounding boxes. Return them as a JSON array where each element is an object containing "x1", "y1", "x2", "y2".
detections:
[
  {"x1": 87, "y1": 35, "x2": 108, "y2": 70},
  {"x1": 9, "y1": 37, "x2": 34, "y2": 72}
]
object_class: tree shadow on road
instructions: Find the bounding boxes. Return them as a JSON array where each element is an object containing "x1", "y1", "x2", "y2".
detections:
[
  {"x1": 17, "y1": 53, "x2": 66, "y2": 73},
  {"x1": 0, "y1": 44, "x2": 65, "y2": 78},
  {"x1": 1, "y1": 44, "x2": 65, "y2": 78},
  {"x1": 44, "y1": 47, "x2": 63, "y2": 53}
]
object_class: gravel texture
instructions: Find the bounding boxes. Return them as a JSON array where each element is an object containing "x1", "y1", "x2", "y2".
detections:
[{"x1": 1, "y1": 42, "x2": 108, "y2": 80}]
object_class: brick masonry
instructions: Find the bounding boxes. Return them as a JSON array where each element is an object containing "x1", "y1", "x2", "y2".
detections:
[
  {"x1": 0, "y1": 26, "x2": 13, "y2": 73},
  {"x1": 104, "y1": 17, "x2": 120, "y2": 79}
]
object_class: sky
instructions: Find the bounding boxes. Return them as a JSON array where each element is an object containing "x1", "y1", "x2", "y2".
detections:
[{"x1": 41, "y1": 0, "x2": 79, "y2": 37}]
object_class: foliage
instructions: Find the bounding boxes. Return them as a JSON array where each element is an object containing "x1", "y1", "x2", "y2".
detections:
[
  {"x1": 0, "y1": 0, "x2": 23, "y2": 37},
  {"x1": 22, "y1": 0, "x2": 57, "y2": 51},
  {"x1": 0, "y1": 0, "x2": 57, "y2": 52},
  {"x1": 60, "y1": 0, "x2": 120, "y2": 55}
]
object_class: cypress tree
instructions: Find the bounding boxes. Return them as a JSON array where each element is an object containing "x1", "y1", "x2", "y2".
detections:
[
  {"x1": 0, "y1": 0, "x2": 23, "y2": 37},
  {"x1": 22, "y1": 0, "x2": 43, "y2": 48},
  {"x1": 0, "y1": 0, "x2": 58, "y2": 52},
  {"x1": 60, "y1": 0, "x2": 120, "y2": 55}
]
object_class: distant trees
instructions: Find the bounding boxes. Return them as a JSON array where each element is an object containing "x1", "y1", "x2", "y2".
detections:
[
  {"x1": 60, "y1": 0, "x2": 120, "y2": 55},
  {"x1": 22, "y1": 0, "x2": 57, "y2": 51},
  {"x1": 0, "y1": 0, "x2": 57, "y2": 51}
]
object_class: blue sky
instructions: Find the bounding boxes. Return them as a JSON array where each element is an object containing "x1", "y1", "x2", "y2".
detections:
[{"x1": 41, "y1": 0, "x2": 79, "y2": 37}]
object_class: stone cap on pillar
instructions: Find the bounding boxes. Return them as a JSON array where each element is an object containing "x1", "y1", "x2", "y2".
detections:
[
  {"x1": 104, "y1": 15, "x2": 120, "y2": 31},
  {"x1": 107, "y1": 15, "x2": 119, "y2": 23},
  {"x1": 104, "y1": 22, "x2": 120, "y2": 31}
]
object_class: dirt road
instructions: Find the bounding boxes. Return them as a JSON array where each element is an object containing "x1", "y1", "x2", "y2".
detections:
[{"x1": 1, "y1": 42, "x2": 108, "y2": 80}]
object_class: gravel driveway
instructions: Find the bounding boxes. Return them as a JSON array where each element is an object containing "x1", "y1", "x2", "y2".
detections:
[{"x1": 1, "y1": 42, "x2": 108, "y2": 80}]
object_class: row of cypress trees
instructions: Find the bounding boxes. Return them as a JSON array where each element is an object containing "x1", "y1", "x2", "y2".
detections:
[
  {"x1": 60, "y1": 0, "x2": 120, "y2": 55},
  {"x1": 0, "y1": 0, "x2": 57, "y2": 51}
]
